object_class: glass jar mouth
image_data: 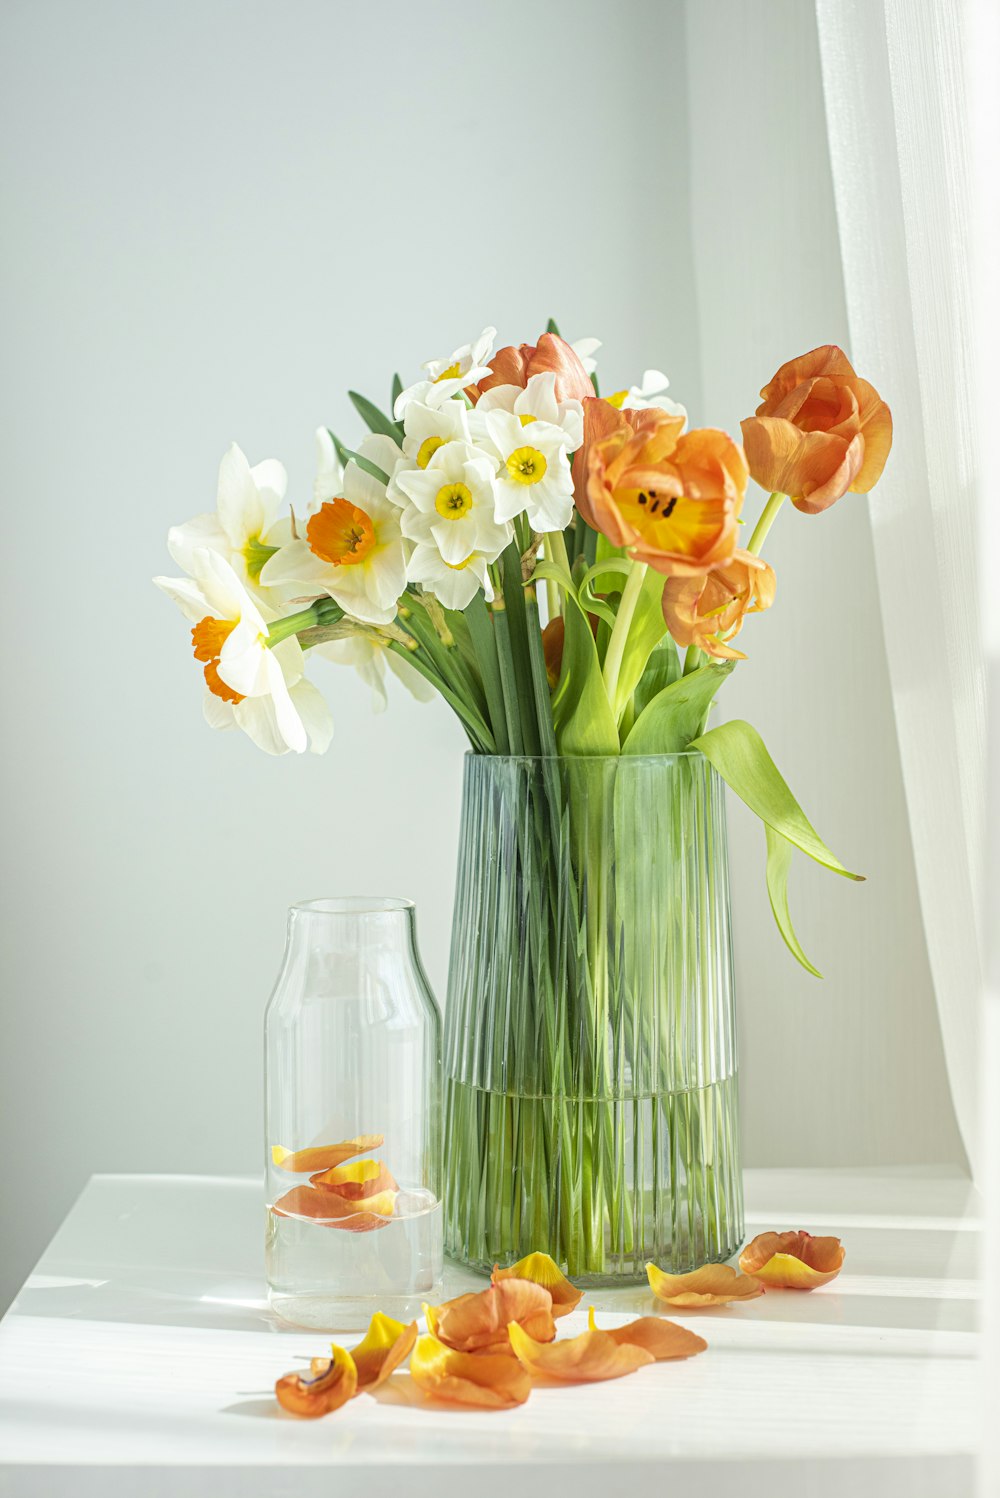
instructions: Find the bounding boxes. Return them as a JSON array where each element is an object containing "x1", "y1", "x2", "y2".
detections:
[
  {"x1": 462, "y1": 750, "x2": 705, "y2": 763},
  {"x1": 290, "y1": 896, "x2": 415, "y2": 917}
]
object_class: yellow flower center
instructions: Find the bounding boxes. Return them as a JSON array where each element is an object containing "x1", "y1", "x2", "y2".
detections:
[
  {"x1": 607, "y1": 390, "x2": 628, "y2": 409},
  {"x1": 416, "y1": 435, "x2": 447, "y2": 468},
  {"x1": 435, "y1": 482, "x2": 473, "y2": 519},
  {"x1": 517, "y1": 412, "x2": 537, "y2": 427},
  {"x1": 505, "y1": 446, "x2": 547, "y2": 486},
  {"x1": 434, "y1": 361, "x2": 462, "y2": 383},
  {"x1": 445, "y1": 554, "x2": 473, "y2": 571},
  {"x1": 307, "y1": 499, "x2": 376, "y2": 566}
]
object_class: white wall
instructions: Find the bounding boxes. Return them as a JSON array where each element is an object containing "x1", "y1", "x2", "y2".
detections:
[{"x1": 0, "y1": 0, "x2": 961, "y2": 1313}]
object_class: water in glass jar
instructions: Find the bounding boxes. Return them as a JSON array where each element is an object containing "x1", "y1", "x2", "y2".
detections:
[{"x1": 265, "y1": 1186, "x2": 443, "y2": 1330}]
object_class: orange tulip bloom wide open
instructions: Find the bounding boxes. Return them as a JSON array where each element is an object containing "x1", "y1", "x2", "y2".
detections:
[
  {"x1": 581, "y1": 403, "x2": 746, "y2": 577},
  {"x1": 740, "y1": 345, "x2": 892, "y2": 513}
]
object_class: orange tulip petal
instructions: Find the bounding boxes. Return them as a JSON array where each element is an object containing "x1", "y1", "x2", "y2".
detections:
[
  {"x1": 275, "y1": 1343, "x2": 357, "y2": 1418},
  {"x1": 350, "y1": 1312, "x2": 418, "y2": 1391},
  {"x1": 492, "y1": 1252, "x2": 583, "y2": 1319},
  {"x1": 740, "y1": 416, "x2": 863, "y2": 512},
  {"x1": 851, "y1": 381, "x2": 893, "y2": 492},
  {"x1": 646, "y1": 1260, "x2": 764, "y2": 1306},
  {"x1": 410, "y1": 1334, "x2": 531, "y2": 1409},
  {"x1": 587, "y1": 1307, "x2": 707, "y2": 1360},
  {"x1": 739, "y1": 1230, "x2": 845, "y2": 1289},
  {"x1": 310, "y1": 1159, "x2": 398, "y2": 1200},
  {"x1": 271, "y1": 1135, "x2": 383, "y2": 1174},
  {"x1": 272, "y1": 1184, "x2": 394, "y2": 1232},
  {"x1": 429, "y1": 1278, "x2": 555, "y2": 1354},
  {"x1": 507, "y1": 1320, "x2": 654, "y2": 1383}
]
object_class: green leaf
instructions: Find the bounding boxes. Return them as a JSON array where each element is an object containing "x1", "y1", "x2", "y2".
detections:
[
  {"x1": 391, "y1": 372, "x2": 403, "y2": 411},
  {"x1": 341, "y1": 447, "x2": 390, "y2": 486},
  {"x1": 531, "y1": 557, "x2": 575, "y2": 596},
  {"x1": 546, "y1": 317, "x2": 561, "y2": 336},
  {"x1": 348, "y1": 389, "x2": 402, "y2": 441},
  {"x1": 766, "y1": 826, "x2": 823, "y2": 978},
  {"x1": 689, "y1": 719, "x2": 864, "y2": 880},
  {"x1": 327, "y1": 429, "x2": 352, "y2": 473},
  {"x1": 552, "y1": 591, "x2": 619, "y2": 756},
  {"x1": 609, "y1": 567, "x2": 668, "y2": 720},
  {"x1": 633, "y1": 639, "x2": 681, "y2": 716},
  {"x1": 623, "y1": 663, "x2": 734, "y2": 755}
]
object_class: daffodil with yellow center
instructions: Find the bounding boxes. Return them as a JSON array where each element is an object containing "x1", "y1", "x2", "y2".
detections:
[
  {"x1": 395, "y1": 397, "x2": 475, "y2": 488},
  {"x1": 394, "y1": 439, "x2": 510, "y2": 568},
  {"x1": 406, "y1": 539, "x2": 495, "y2": 610},
  {"x1": 505, "y1": 445, "x2": 548, "y2": 485},
  {"x1": 393, "y1": 326, "x2": 497, "y2": 414},
  {"x1": 484, "y1": 408, "x2": 576, "y2": 532}
]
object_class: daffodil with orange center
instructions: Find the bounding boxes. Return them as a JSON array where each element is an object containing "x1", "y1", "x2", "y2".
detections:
[
  {"x1": 739, "y1": 1230, "x2": 845, "y2": 1289},
  {"x1": 662, "y1": 548, "x2": 776, "y2": 660},
  {"x1": 581, "y1": 404, "x2": 746, "y2": 576},
  {"x1": 260, "y1": 434, "x2": 408, "y2": 626},
  {"x1": 740, "y1": 345, "x2": 892, "y2": 513}
]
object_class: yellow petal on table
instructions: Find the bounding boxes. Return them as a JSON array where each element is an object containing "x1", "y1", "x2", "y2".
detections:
[
  {"x1": 350, "y1": 1312, "x2": 418, "y2": 1391},
  {"x1": 275, "y1": 1343, "x2": 357, "y2": 1418},
  {"x1": 410, "y1": 1334, "x2": 531, "y2": 1409},
  {"x1": 310, "y1": 1158, "x2": 398, "y2": 1200},
  {"x1": 492, "y1": 1252, "x2": 583, "y2": 1319},
  {"x1": 271, "y1": 1135, "x2": 384, "y2": 1174},
  {"x1": 272, "y1": 1184, "x2": 395, "y2": 1232},
  {"x1": 429, "y1": 1278, "x2": 555, "y2": 1354},
  {"x1": 587, "y1": 1306, "x2": 707, "y2": 1360},
  {"x1": 739, "y1": 1230, "x2": 845, "y2": 1290},
  {"x1": 507, "y1": 1320, "x2": 654, "y2": 1383},
  {"x1": 646, "y1": 1261, "x2": 764, "y2": 1306}
]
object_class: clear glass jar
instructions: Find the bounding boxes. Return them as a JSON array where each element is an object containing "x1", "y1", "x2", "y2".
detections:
[
  {"x1": 443, "y1": 752, "x2": 743, "y2": 1283},
  {"x1": 264, "y1": 897, "x2": 443, "y2": 1329}
]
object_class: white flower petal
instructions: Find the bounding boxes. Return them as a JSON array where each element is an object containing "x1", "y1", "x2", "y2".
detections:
[
  {"x1": 216, "y1": 443, "x2": 265, "y2": 549},
  {"x1": 289, "y1": 677, "x2": 334, "y2": 752},
  {"x1": 259, "y1": 540, "x2": 332, "y2": 588},
  {"x1": 153, "y1": 574, "x2": 212, "y2": 623},
  {"x1": 167, "y1": 514, "x2": 229, "y2": 573},
  {"x1": 202, "y1": 688, "x2": 238, "y2": 731},
  {"x1": 233, "y1": 695, "x2": 291, "y2": 756}
]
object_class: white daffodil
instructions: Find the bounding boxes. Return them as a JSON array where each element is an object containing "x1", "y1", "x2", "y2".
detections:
[
  {"x1": 315, "y1": 633, "x2": 435, "y2": 714},
  {"x1": 616, "y1": 369, "x2": 687, "y2": 421},
  {"x1": 394, "y1": 326, "x2": 496, "y2": 414},
  {"x1": 260, "y1": 434, "x2": 408, "y2": 627},
  {"x1": 477, "y1": 371, "x2": 584, "y2": 454},
  {"x1": 571, "y1": 337, "x2": 602, "y2": 375},
  {"x1": 394, "y1": 440, "x2": 510, "y2": 565},
  {"x1": 154, "y1": 549, "x2": 333, "y2": 756},
  {"x1": 483, "y1": 409, "x2": 576, "y2": 532},
  {"x1": 167, "y1": 444, "x2": 290, "y2": 602},
  {"x1": 398, "y1": 397, "x2": 475, "y2": 475},
  {"x1": 406, "y1": 539, "x2": 494, "y2": 611},
  {"x1": 314, "y1": 427, "x2": 344, "y2": 509}
]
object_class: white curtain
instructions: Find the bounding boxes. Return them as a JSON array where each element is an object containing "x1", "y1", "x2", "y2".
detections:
[{"x1": 815, "y1": 0, "x2": 985, "y2": 1178}]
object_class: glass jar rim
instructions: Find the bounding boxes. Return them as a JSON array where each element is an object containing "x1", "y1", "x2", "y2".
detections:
[
  {"x1": 290, "y1": 896, "x2": 415, "y2": 917},
  {"x1": 462, "y1": 749, "x2": 706, "y2": 763}
]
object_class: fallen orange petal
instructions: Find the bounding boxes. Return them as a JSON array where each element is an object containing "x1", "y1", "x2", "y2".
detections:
[
  {"x1": 507, "y1": 1320, "x2": 654, "y2": 1383},
  {"x1": 588, "y1": 1307, "x2": 707, "y2": 1360},
  {"x1": 646, "y1": 1261, "x2": 764, "y2": 1306},
  {"x1": 310, "y1": 1159, "x2": 399, "y2": 1200},
  {"x1": 739, "y1": 1230, "x2": 845, "y2": 1289},
  {"x1": 492, "y1": 1252, "x2": 583, "y2": 1319},
  {"x1": 272, "y1": 1184, "x2": 394, "y2": 1232},
  {"x1": 271, "y1": 1136, "x2": 383, "y2": 1174},
  {"x1": 275, "y1": 1343, "x2": 357, "y2": 1417},
  {"x1": 429, "y1": 1278, "x2": 555, "y2": 1354},
  {"x1": 410, "y1": 1334, "x2": 531, "y2": 1409},
  {"x1": 349, "y1": 1312, "x2": 418, "y2": 1391}
]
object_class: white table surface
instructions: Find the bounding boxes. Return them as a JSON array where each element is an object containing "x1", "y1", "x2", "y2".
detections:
[{"x1": 0, "y1": 1168, "x2": 982, "y2": 1498}]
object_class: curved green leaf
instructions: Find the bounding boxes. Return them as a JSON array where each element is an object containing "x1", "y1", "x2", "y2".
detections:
[
  {"x1": 623, "y1": 662, "x2": 734, "y2": 755},
  {"x1": 552, "y1": 591, "x2": 618, "y2": 756},
  {"x1": 690, "y1": 719, "x2": 864, "y2": 881},
  {"x1": 341, "y1": 447, "x2": 390, "y2": 487},
  {"x1": 765, "y1": 825, "x2": 822, "y2": 978},
  {"x1": 348, "y1": 389, "x2": 403, "y2": 442}
]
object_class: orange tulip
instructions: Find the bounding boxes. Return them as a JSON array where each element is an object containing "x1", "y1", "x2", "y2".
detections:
[
  {"x1": 410, "y1": 1334, "x2": 531, "y2": 1409},
  {"x1": 661, "y1": 548, "x2": 776, "y2": 660},
  {"x1": 588, "y1": 1307, "x2": 707, "y2": 1360},
  {"x1": 275, "y1": 1343, "x2": 357, "y2": 1418},
  {"x1": 350, "y1": 1313, "x2": 418, "y2": 1391},
  {"x1": 646, "y1": 1261, "x2": 764, "y2": 1306},
  {"x1": 470, "y1": 331, "x2": 594, "y2": 405},
  {"x1": 426, "y1": 1277, "x2": 556, "y2": 1354},
  {"x1": 492, "y1": 1252, "x2": 583, "y2": 1319},
  {"x1": 507, "y1": 1320, "x2": 654, "y2": 1383},
  {"x1": 271, "y1": 1136, "x2": 383, "y2": 1174},
  {"x1": 271, "y1": 1183, "x2": 395, "y2": 1232},
  {"x1": 739, "y1": 1230, "x2": 845, "y2": 1289},
  {"x1": 740, "y1": 345, "x2": 892, "y2": 513},
  {"x1": 584, "y1": 409, "x2": 746, "y2": 576}
]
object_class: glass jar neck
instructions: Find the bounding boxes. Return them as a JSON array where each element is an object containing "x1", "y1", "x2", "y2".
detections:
[{"x1": 283, "y1": 898, "x2": 418, "y2": 965}]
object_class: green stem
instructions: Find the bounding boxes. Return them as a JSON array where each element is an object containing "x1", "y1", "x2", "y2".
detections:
[
  {"x1": 264, "y1": 601, "x2": 332, "y2": 647},
  {"x1": 387, "y1": 640, "x2": 494, "y2": 752},
  {"x1": 602, "y1": 560, "x2": 647, "y2": 707},
  {"x1": 524, "y1": 586, "x2": 558, "y2": 757},
  {"x1": 465, "y1": 593, "x2": 510, "y2": 754},
  {"x1": 544, "y1": 529, "x2": 572, "y2": 581},
  {"x1": 747, "y1": 491, "x2": 786, "y2": 555},
  {"x1": 491, "y1": 599, "x2": 524, "y2": 756}
]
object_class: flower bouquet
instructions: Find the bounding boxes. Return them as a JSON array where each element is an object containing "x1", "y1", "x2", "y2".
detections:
[{"x1": 155, "y1": 323, "x2": 891, "y2": 1280}]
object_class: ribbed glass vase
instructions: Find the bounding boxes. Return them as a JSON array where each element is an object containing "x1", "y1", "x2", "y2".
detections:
[{"x1": 443, "y1": 751, "x2": 743, "y2": 1283}]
